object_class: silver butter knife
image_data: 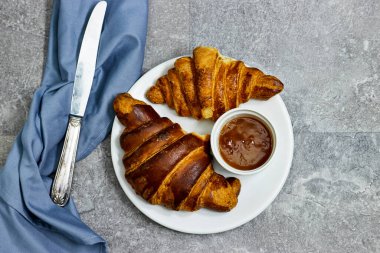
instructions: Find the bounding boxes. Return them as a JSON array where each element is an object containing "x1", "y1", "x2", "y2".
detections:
[{"x1": 51, "y1": 1, "x2": 107, "y2": 207}]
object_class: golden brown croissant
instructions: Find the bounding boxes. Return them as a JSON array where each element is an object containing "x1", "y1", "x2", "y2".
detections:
[
  {"x1": 146, "y1": 46, "x2": 284, "y2": 120},
  {"x1": 114, "y1": 93, "x2": 241, "y2": 212}
]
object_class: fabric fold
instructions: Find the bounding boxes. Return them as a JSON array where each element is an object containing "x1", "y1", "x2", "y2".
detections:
[{"x1": 0, "y1": 0, "x2": 148, "y2": 252}]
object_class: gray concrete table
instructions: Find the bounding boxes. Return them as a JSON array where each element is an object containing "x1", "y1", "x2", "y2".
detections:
[{"x1": 1, "y1": 0, "x2": 379, "y2": 252}]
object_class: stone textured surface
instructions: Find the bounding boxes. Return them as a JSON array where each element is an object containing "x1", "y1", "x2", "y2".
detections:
[
  {"x1": 0, "y1": 0, "x2": 379, "y2": 252},
  {"x1": 143, "y1": 0, "x2": 190, "y2": 71}
]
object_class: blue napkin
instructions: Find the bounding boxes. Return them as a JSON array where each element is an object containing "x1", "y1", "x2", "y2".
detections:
[{"x1": 0, "y1": 0, "x2": 147, "y2": 252}]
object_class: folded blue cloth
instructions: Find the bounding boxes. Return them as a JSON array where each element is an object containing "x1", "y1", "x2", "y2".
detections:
[{"x1": 0, "y1": 0, "x2": 147, "y2": 252}]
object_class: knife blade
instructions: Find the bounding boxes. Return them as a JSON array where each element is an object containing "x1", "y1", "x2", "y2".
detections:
[
  {"x1": 51, "y1": 1, "x2": 107, "y2": 207},
  {"x1": 71, "y1": 1, "x2": 107, "y2": 117}
]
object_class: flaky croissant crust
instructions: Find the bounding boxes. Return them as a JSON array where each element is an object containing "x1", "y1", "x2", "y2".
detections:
[
  {"x1": 114, "y1": 93, "x2": 241, "y2": 212},
  {"x1": 146, "y1": 46, "x2": 284, "y2": 120}
]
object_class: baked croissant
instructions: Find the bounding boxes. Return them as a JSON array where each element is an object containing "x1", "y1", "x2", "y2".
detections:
[
  {"x1": 146, "y1": 46, "x2": 284, "y2": 120},
  {"x1": 114, "y1": 93, "x2": 241, "y2": 212}
]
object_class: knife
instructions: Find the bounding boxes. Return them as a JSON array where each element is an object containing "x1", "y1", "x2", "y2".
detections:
[{"x1": 51, "y1": 1, "x2": 107, "y2": 207}]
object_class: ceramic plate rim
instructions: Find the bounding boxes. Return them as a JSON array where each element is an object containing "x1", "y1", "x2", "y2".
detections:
[{"x1": 110, "y1": 56, "x2": 294, "y2": 234}]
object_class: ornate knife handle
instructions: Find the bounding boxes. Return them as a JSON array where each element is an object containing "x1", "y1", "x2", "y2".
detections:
[{"x1": 51, "y1": 115, "x2": 82, "y2": 206}]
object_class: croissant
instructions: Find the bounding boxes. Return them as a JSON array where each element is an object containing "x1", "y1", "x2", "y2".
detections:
[
  {"x1": 146, "y1": 46, "x2": 284, "y2": 120},
  {"x1": 114, "y1": 93, "x2": 241, "y2": 212}
]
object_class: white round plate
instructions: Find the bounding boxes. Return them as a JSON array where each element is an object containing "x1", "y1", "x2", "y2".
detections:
[{"x1": 111, "y1": 57, "x2": 294, "y2": 234}]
